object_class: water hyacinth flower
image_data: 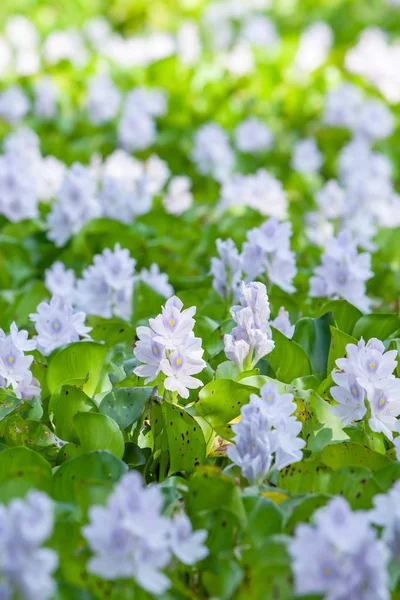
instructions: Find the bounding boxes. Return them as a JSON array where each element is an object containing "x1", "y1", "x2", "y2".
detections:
[
  {"x1": 162, "y1": 176, "x2": 193, "y2": 215},
  {"x1": 47, "y1": 163, "x2": 101, "y2": 247},
  {"x1": 76, "y1": 244, "x2": 135, "y2": 321},
  {"x1": 83, "y1": 471, "x2": 207, "y2": 595},
  {"x1": 309, "y1": 231, "x2": 373, "y2": 312},
  {"x1": 138, "y1": 263, "x2": 174, "y2": 298},
  {"x1": 86, "y1": 75, "x2": 121, "y2": 125},
  {"x1": 330, "y1": 337, "x2": 400, "y2": 439},
  {"x1": 117, "y1": 87, "x2": 166, "y2": 152},
  {"x1": 288, "y1": 497, "x2": 390, "y2": 600},
  {"x1": 210, "y1": 238, "x2": 243, "y2": 304},
  {"x1": 218, "y1": 170, "x2": 288, "y2": 219},
  {"x1": 227, "y1": 382, "x2": 305, "y2": 484},
  {"x1": 134, "y1": 296, "x2": 206, "y2": 398},
  {"x1": 34, "y1": 77, "x2": 58, "y2": 120},
  {"x1": 271, "y1": 307, "x2": 295, "y2": 339},
  {"x1": 370, "y1": 481, "x2": 400, "y2": 556},
  {"x1": 224, "y1": 281, "x2": 274, "y2": 370},
  {"x1": 30, "y1": 295, "x2": 91, "y2": 356},
  {"x1": 0, "y1": 491, "x2": 58, "y2": 600},
  {"x1": 191, "y1": 122, "x2": 235, "y2": 182},
  {"x1": 291, "y1": 138, "x2": 324, "y2": 175},
  {"x1": 242, "y1": 218, "x2": 297, "y2": 293},
  {"x1": 0, "y1": 323, "x2": 39, "y2": 399},
  {"x1": 0, "y1": 84, "x2": 29, "y2": 124},
  {"x1": 45, "y1": 262, "x2": 76, "y2": 303},
  {"x1": 234, "y1": 117, "x2": 274, "y2": 154}
]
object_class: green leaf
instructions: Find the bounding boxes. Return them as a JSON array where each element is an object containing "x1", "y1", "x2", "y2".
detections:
[
  {"x1": 52, "y1": 450, "x2": 128, "y2": 505},
  {"x1": 328, "y1": 466, "x2": 382, "y2": 509},
  {"x1": 283, "y1": 494, "x2": 330, "y2": 533},
  {"x1": 196, "y1": 379, "x2": 258, "y2": 440},
  {"x1": 352, "y1": 314, "x2": 400, "y2": 341},
  {"x1": 47, "y1": 342, "x2": 108, "y2": 396},
  {"x1": 132, "y1": 280, "x2": 166, "y2": 324},
  {"x1": 327, "y1": 326, "x2": 358, "y2": 374},
  {"x1": 49, "y1": 385, "x2": 98, "y2": 443},
  {"x1": 318, "y1": 442, "x2": 390, "y2": 471},
  {"x1": 89, "y1": 317, "x2": 135, "y2": 346},
  {"x1": 302, "y1": 390, "x2": 348, "y2": 452},
  {"x1": 0, "y1": 447, "x2": 52, "y2": 500},
  {"x1": 292, "y1": 312, "x2": 334, "y2": 376},
  {"x1": 99, "y1": 387, "x2": 153, "y2": 430},
  {"x1": 278, "y1": 460, "x2": 332, "y2": 495},
  {"x1": 269, "y1": 326, "x2": 312, "y2": 383},
  {"x1": 73, "y1": 412, "x2": 125, "y2": 458},
  {"x1": 161, "y1": 402, "x2": 206, "y2": 475},
  {"x1": 242, "y1": 495, "x2": 283, "y2": 548},
  {"x1": 318, "y1": 299, "x2": 362, "y2": 334}
]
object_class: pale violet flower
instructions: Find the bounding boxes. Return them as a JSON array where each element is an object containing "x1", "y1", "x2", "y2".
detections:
[
  {"x1": 86, "y1": 75, "x2": 121, "y2": 125},
  {"x1": 47, "y1": 163, "x2": 101, "y2": 246},
  {"x1": 289, "y1": 497, "x2": 390, "y2": 600},
  {"x1": 271, "y1": 307, "x2": 295, "y2": 339},
  {"x1": 293, "y1": 21, "x2": 333, "y2": 75},
  {"x1": 43, "y1": 29, "x2": 88, "y2": 67},
  {"x1": 227, "y1": 382, "x2": 305, "y2": 483},
  {"x1": 0, "y1": 491, "x2": 58, "y2": 600},
  {"x1": 191, "y1": 123, "x2": 235, "y2": 182},
  {"x1": 45, "y1": 262, "x2": 76, "y2": 303},
  {"x1": 0, "y1": 85, "x2": 29, "y2": 124},
  {"x1": 76, "y1": 244, "x2": 135, "y2": 321},
  {"x1": 240, "y1": 15, "x2": 280, "y2": 50},
  {"x1": 160, "y1": 346, "x2": 206, "y2": 399},
  {"x1": 354, "y1": 99, "x2": 394, "y2": 141},
  {"x1": 0, "y1": 323, "x2": 39, "y2": 399},
  {"x1": 138, "y1": 264, "x2": 173, "y2": 298},
  {"x1": 323, "y1": 83, "x2": 363, "y2": 129},
  {"x1": 34, "y1": 77, "x2": 58, "y2": 120},
  {"x1": 291, "y1": 138, "x2": 323, "y2": 175},
  {"x1": 224, "y1": 282, "x2": 274, "y2": 370},
  {"x1": 370, "y1": 481, "x2": 400, "y2": 556},
  {"x1": 168, "y1": 514, "x2": 208, "y2": 565},
  {"x1": 219, "y1": 170, "x2": 288, "y2": 219},
  {"x1": 330, "y1": 337, "x2": 400, "y2": 439},
  {"x1": 0, "y1": 154, "x2": 39, "y2": 222},
  {"x1": 83, "y1": 471, "x2": 208, "y2": 595},
  {"x1": 210, "y1": 238, "x2": 243, "y2": 304},
  {"x1": 309, "y1": 231, "x2": 373, "y2": 312},
  {"x1": 242, "y1": 218, "x2": 297, "y2": 293},
  {"x1": 30, "y1": 295, "x2": 91, "y2": 356},
  {"x1": 235, "y1": 118, "x2": 274, "y2": 154},
  {"x1": 163, "y1": 176, "x2": 193, "y2": 215},
  {"x1": 117, "y1": 88, "x2": 165, "y2": 153},
  {"x1": 134, "y1": 296, "x2": 206, "y2": 398},
  {"x1": 316, "y1": 180, "x2": 346, "y2": 220}
]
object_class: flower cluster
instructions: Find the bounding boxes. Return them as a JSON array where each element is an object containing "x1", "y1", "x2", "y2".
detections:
[
  {"x1": 309, "y1": 231, "x2": 373, "y2": 312},
  {"x1": 330, "y1": 337, "x2": 400, "y2": 439},
  {"x1": 134, "y1": 296, "x2": 206, "y2": 399},
  {"x1": 83, "y1": 470, "x2": 208, "y2": 595},
  {"x1": 289, "y1": 496, "x2": 390, "y2": 600},
  {"x1": 47, "y1": 162, "x2": 100, "y2": 246},
  {"x1": 218, "y1": 170, "x2": 288, "y2": 219},
  {"x1": 211, "y1": 238, "x2": 243, "y2": 304},
  {"x1": 191, "y1": 122, "x2": 235, "y2": 182},
  {"x1": 228, "y1": 381, "x2": 305, "y2": 484},
  {"x1": 234, "y1": 117, "x2": 274, "y2": 154},
  {"x1": 224, "y1": 281, "x2": 274, "y2": 370},
  {"x1": 76, "y1": 244, "x2": 135, "y2": 321},
  {"x1": 271, "y1": 307, "x2": 295, "y2": 339},
  {"x1": 0, "y1": 323, "x2": 40, "y2": 399},
  {"x1": 29, "y1": 296, "x2": 91, "y2": 356},
  {"x1": 118, "y1": 87, "x2": 167, "y2": 152},
  {"x1": 0, "y1": 491, "x2": 58, "y2": 600},
  {"x1": 86, "y1": 75, "x2": 121, "y2": 125},
  {"x1": 242, "y1": 218, "x2": 297, "y2": 293},
  {"x1": 291, "y1": 138, "x2": 323, "y2": 175}
]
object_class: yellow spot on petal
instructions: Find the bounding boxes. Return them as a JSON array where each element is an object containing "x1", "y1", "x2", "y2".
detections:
[
  {"x1": 267, "y1": 395, "x2": 272, "y2": 401},
  {"x1": 176, "y1": 358, "x2": 182, "y2": 366},
  {"x1": 169, "y1": 319, "x2": 175, "y2": 326},
  {"x1": 352, "y1": 387, "x2": 358, "y2": 395},
  {"x1": 153, "y1": 346, "x2": 158, "y2": 354},
  {"x1": 8, "y1": 356, "x2": 13, "y2": 364},
  {"x1": 379, "y1": 397, "x2": 385, "y2": 406},
  {"x1": 370, "y1": 362, "x2": 375, "y2": 370}
]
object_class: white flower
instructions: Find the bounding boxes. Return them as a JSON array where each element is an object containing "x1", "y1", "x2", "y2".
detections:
[
  {"x1": 139, "y1": 264, "x2": 173, "y2": 298},
  {"x1": 160, "y1": 347, "x2": 205, "y2": 399},
  {"x1": 30, "y1": 296, "x2": 91, "y2": 356},
  {"x1": 163, "y1": 176, "x2": 193, "y2": 215},
  {"x1": 235, "y1": 118, "x2": 274, "y2": 154}
]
